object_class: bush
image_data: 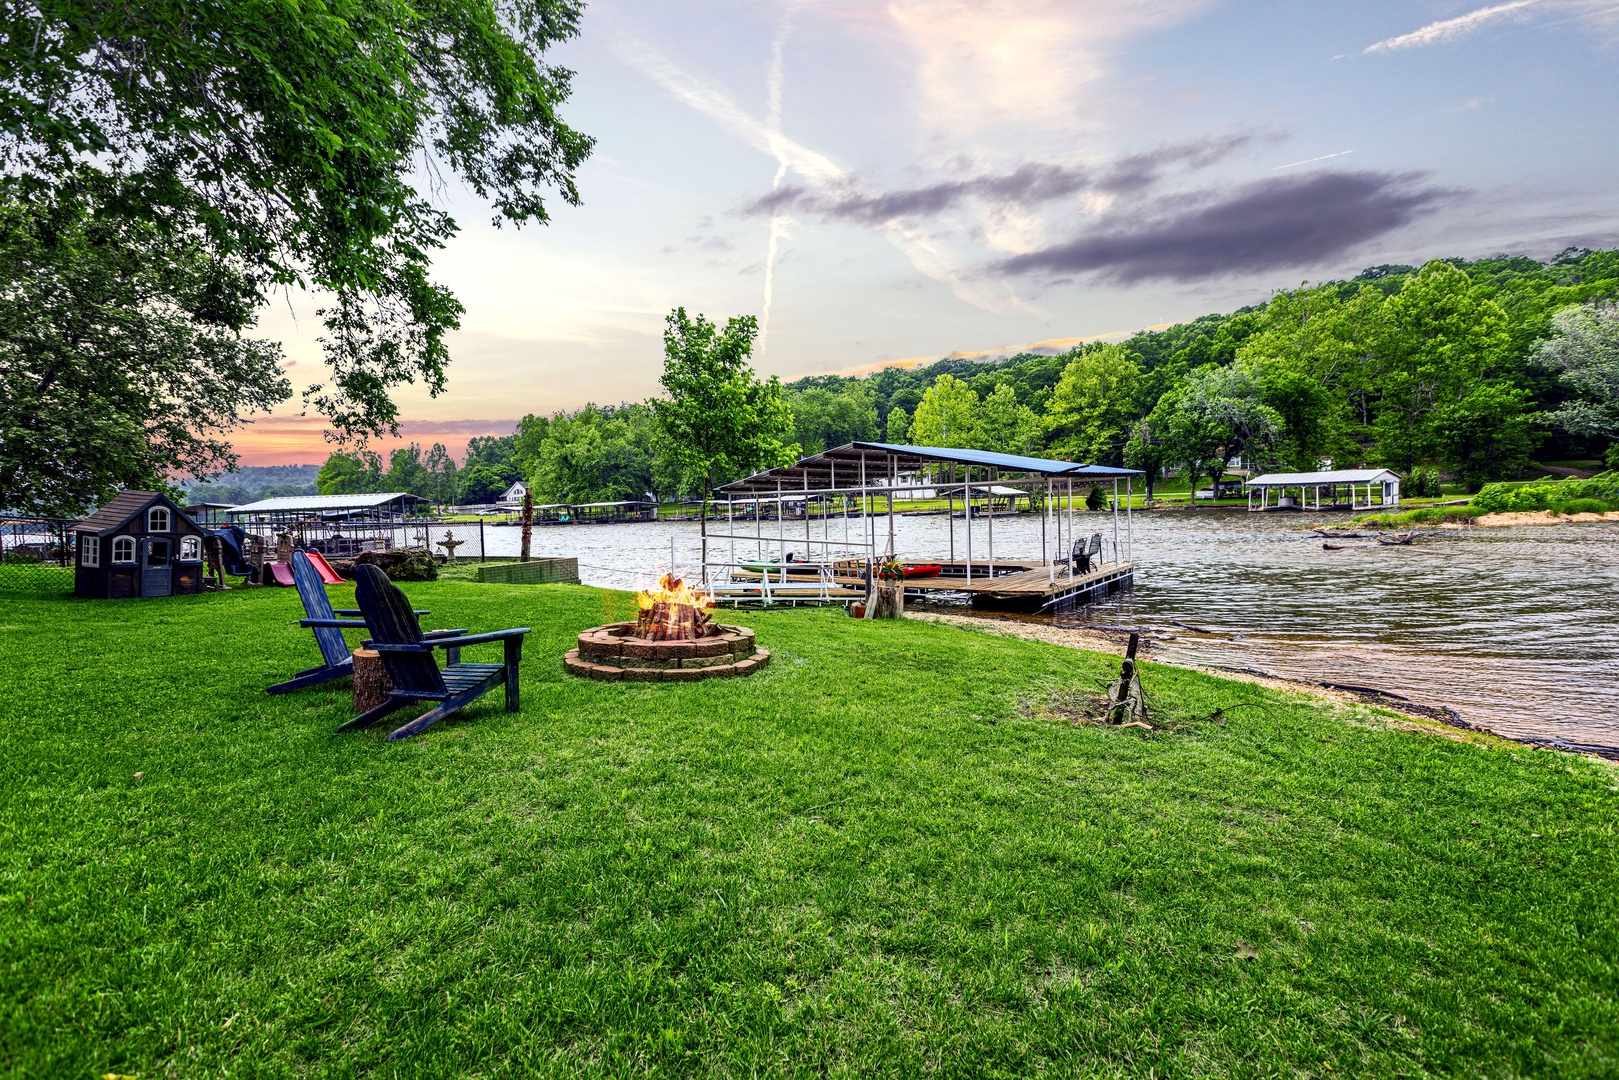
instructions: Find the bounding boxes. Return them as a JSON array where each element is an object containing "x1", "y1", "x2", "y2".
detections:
[
  {"x1": 1403, "y1": 467, "x2": 1443, "y2": 498},
  {"x1": 1607, "y1": 443, "x2": 1619, "y2": 471},
  {"x1": 1471, "y1": 473, "x2": 1619, "y2": 514},
  {"x1": 1547, "y1": 498, "x2": 1615, "y2": 516},
  {"x1": 1085, "y1": 485, "x2": 1108, "y2": 510}
]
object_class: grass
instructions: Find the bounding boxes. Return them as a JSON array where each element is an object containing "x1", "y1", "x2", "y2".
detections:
[
  {"x1": 1354, "y1": 506, "x2": 1482, "y2": 528},
  {"x1": 2, "y1": 578, "x2": 1618, "y2": 1078}
]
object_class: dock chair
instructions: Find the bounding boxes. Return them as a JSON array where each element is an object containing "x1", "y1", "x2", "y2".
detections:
[
  {"x1": 1072, "y1": 532, "x2": 1103, "y2": 574},
  {"x1": 338, "y1": 563, "x2": 530, "y2": 741},
  {"x1": 266, "y1": 550, "x2": 432, "y2": 695}
]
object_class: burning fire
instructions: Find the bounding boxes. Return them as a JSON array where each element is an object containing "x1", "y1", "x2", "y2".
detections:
[{"x1": 635, "y1": 573, "x2": 715, "y2": 641}]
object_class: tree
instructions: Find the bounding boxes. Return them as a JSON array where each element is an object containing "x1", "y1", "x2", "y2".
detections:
[
  {"x1": 976, "y1": 384, "x2": 1043, "y2": 457},
  {"x1": 383, "y1": 443, "x2": 432, "y2": 497},
  {"x1": 529, "y1": 403, "x2": 659, "y2": 504},
  {"x1": 1123, "y1": 419, "x2": 1167, "y2": 504},
  {"x1": 1149, "y1": 366, "x2": 1281, "y2": 503},
  {"x1": 0, "y1": 188, "x2": 288, "y2": 514},
  {"x1": 423, "y1": 443, "x2": 459, "y2": 507},
  {"x1": 1534, "y1": 302, "x2": 1619, "y2": 437},
  {"x1": 789, "y1": 384, "x2": 878, "y2": 454},
  {"x1": 1371, "y1": 261, "x2": 1511, "y2": 470},
  {"x1": 1042, "y1": 345, "x2": 1142, "y2": 463},
  {"x1": 907, "y1": 375, "x2": 978, "y2": 448},
  {"x1": 317, "y1": 451, "x2": 383, "y2": 496},
  {"x1": 458, "y1": 464, "x2": 514, "y2": 505},
  {"x1": 1432, "y1": 383, "x2": 1538, "y2": 491},
  {"x1": 3, "y1": 0, "x2": 593, "y2": 438},
  {"x1": 885, "y1": 407, "x2": 911, "y2": 443},
  {"x1": 652, "y1": 308, "x2": 797, "y2": 574}
]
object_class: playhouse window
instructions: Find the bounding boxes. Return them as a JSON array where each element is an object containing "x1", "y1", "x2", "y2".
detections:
[
  {"x1": 147, "y1": 506, "x2": 172, "y2": 532},
  {"x1": 179, "y1": 535, "x2": 202, "y2": 562},
  {"x1": 112, "y1": 536, "x2": 136, "y2": 563},
  {"x1": 81, "y1": 535, "x2": 100, "y2": 567}
]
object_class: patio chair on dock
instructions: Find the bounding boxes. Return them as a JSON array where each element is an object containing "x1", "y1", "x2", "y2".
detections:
[
  {"x1": 1072, "y1": 532, "x2": 1103, "y2": 574},
  {"x1": 338, "y1": 563, "x2": 530, "y2": 741},
  {"x1": 265, "y1": 550, "x2": 433, "y2": 695}
]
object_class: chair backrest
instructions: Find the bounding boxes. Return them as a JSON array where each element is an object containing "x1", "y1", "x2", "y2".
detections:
[
  {"x1": 354, "y1": 563, "x2": 447, "y2": 697},
  {"x1": 291, "y1": 550, "x2": 349, "y2": 668},
  {"x1": 1086, "y1": 532, "x2": 1103, "y2": 557}
]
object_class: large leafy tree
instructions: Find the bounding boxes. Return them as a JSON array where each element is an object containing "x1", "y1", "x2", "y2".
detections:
[
  {"x1": 1534, "y1": 301, "x2": 1619, "y2": 438},
  {"x1": 1042, "y1": 345, "x2": 1142, "y2": 463},
  {"x1": 316, "y1": 450, "x2": 383, "y2": 495},
  {"x1": 907, "y1": 374, "x2": 978, "y2": 448},
  {"x1": 652, "y1": 308, "x2": 796, "y2": 575},
  {"x1": 976, "y1": 384, "x2": 1043, "y2": 457},
  {"x1": 1, "y1": 0, "x2": 592, "y2": 438},
  {"x1": 788, "y1": 384, "x2": 878, "y2": 455},
  {"x1": 0, "y1": 188, "x2": 288, "y2": 514}
]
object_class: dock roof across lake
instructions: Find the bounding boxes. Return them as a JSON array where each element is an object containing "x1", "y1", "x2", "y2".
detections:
[
  {"x1": 226, "y1": 492, "x2": 428, "y2": 517},
  {"x1": 1246, "y1": 469, "x2": 1400, "y2": 487},
  {"x1": 717, "y1": 442, "x2": 1141, "y2": 495}
]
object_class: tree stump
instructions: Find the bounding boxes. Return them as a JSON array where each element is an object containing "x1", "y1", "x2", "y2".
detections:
[
  {"x1": 866, "y1": 582, "x2": 904, "y2": 619},
  {"x1": 352, "y1": 648, "x2": 393, "y2": 713}
]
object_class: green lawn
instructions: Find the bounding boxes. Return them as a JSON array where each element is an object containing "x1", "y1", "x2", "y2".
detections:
[{"x1": 2, "y1": 578, "x2": 1616, "y2": 1078}]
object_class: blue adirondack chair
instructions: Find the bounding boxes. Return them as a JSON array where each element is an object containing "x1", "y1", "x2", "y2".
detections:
[
  {"x1": 265, "y1": 550, "x2": 436, "y2": 695},
  {"x1": 337, "y1": 563, "x2": 530, "y2": 741}
]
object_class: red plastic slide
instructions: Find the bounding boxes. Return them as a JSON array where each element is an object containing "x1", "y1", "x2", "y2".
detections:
[
  {"x1": 267, "y1": 562, "x2": 296, "y2": 586},
  {"x1": 303, "y1": 549, "x2": 345, "y2": 585}
]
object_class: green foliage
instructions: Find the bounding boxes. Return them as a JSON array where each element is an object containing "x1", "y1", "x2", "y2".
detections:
[
  {"x1": 652, "y1": 309, "x2": 797, "y2": 504},
  {"x1": 422, "y1": 443, "x2": 459, "y2": 506},
  {"x1": 527, "y1": 403, "x2": 663, "y2": 504},
  {"x1": 976, "y1": 384, "x2": 1043, "y2": 456},
  {"x1": 1534, "y1": 301, "x2": 1619, "y2": 437},
  {"x1": 316, "y1": 451, "x2": 384, "y2": 496},
  {"x1": 788, "y1": 384, "x2": 878, "y2": 455},
  {"x1": 907, "y1": 374, "x2": 979, "y2": 448},
  {"x1": 1, "y1": 0, "x2": 593, "y2": 440},
  {"x1": 1042, "y1": 345, "x2": 1141, "y2": 463},
  {"x1": 1608, "y1": 443, "x2": 1619, "y2": 471},
  {"x1": 884, "y1": 406, "x2": 911, "y2": 443},
  {"x1": 3, "y1": 579, "x2": 1619, "y2": 1075},
  {"x1": 1404, "y1": 467, "x2": 1444, "y2": 499},
  {"x1": 1431, "y1": 383, "x2": 1538, "y2": 492},
  {"x1": 0, "y1": 185, "x2": 289, "y2": 515},
  {"x1": 1471, "y1": 473, "x2": 1619, "y2": 513}
]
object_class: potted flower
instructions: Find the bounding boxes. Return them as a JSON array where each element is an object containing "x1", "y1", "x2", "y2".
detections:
[{"x1": 870, "y1": 555, "x2": 906, "y2": 618}]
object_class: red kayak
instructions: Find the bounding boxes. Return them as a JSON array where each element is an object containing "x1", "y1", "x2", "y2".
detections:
[{"x1": 902, "y1": 564, "x2": 942, "y2": 578}]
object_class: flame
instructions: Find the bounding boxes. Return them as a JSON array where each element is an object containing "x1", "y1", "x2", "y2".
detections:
[{"x1": 635, "y1": 573, "x2": 715, "y2": 641}]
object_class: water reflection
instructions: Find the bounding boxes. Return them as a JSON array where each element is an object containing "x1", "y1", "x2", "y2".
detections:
[{"x1": 485, "y1": 510, "x2": 1619, "y2": 745}]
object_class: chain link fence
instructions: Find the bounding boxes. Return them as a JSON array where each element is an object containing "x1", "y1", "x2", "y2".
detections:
[{"x1": 0, "y1": 517, "x2": 78, "y2": 589}]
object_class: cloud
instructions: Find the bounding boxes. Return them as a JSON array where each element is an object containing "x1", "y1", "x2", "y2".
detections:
[
  {"x1": 744, "y1": 137, "x2": 1255, "y2": 225},
  {"x1": 997, "y1": 171, "x2": 1454, "y2": 283},
  {"x1": 613, "y1": 32, "x2": 1035, "y2": 313},
  {"x1": 1365, "y1": 1, "x2": 1542, "y2": 53}
]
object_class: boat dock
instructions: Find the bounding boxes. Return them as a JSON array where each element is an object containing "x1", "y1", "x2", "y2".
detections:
[{"x1": 730, "y1": 558, "x2": 1134, "y2": 612}]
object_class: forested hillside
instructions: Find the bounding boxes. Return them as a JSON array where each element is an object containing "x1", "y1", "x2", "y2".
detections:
[
  {"x1": 182, "y1": 464, "x2": 321, "y2": 505},
  {"x1": 318, "y1": 250, "x2": 1619, "y2": 505}
]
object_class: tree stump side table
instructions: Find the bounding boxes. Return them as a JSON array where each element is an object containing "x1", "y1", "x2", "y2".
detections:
[
  {"x1": 867, "y1": 582, "x2": 905, "y2": 619},
  {"x1": 352, "y1": 648, "x2": 393, "y2": 713}
]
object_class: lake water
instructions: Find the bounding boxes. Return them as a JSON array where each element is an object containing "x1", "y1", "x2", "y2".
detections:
[{"x1": 476, "y1": 510, "x2": 1619, "y2": 748}]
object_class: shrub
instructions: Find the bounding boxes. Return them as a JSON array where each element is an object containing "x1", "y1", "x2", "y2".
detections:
[
  {"x1": 1607, "y1": 443, "x2": 1619, "y2": 471},
  {"x1": 1471, "y1": 473, "x2": 1619, "y2": 514},
  {"x1": 1085, "y1": 485, "x2": 1108, "y2": 510},
  {"x1": 1404, "y1": 467, "x2": 1443, "y2": 498},
  {"x1": 1547, "y1": 498, "x2": 1615, "y2": 516}
]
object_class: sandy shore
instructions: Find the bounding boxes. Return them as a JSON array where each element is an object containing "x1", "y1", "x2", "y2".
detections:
[{"x1": 1469, "y1": 509, "x2": 1619, "y2": 527}]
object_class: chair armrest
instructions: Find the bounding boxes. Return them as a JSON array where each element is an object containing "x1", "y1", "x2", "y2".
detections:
[
  {"x1": 424, "y1": 627, "x2": 531, "y2": 649},
  {"x1": 301, "y1": 618, "x2": 369, "y2": 628},
  {"x1": 422, "y1": 628, "x2": 471, "y2": 639},
  {"x1": 336, "y1": 607, "x2": 429, "y2": 616},
  {"x1": 362, "y1": 641, "x2": 434, "y2": 654}
]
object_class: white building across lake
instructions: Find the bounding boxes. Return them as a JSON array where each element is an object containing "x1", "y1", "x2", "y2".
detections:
[{"x1": 1245, "y1": 469, "x2": 1401, "y2": 512}]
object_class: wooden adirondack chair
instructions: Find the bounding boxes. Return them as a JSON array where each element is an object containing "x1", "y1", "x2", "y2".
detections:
[
  {"x1": 338, "y1": 563, "x2": 530, "y2": 741},
  {"x1": 266, "y1": 550, "x2": 435, "y2": 695}
]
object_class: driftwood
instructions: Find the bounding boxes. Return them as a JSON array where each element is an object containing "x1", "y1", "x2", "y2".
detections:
[
  {"x1": 352, "y1": 648, "x2": 393, "y2": 713},
  {"x1": 1105, "y1": 633, "x2": 1147, "y2": 725},
  {"x1": 1376, "y1": 531, "x2": 1416, "y2": 546}
]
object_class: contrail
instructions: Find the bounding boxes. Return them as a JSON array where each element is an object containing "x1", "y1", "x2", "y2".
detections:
[
  {"x1": 1364, "y1": 0, "x2": 1540, "y2": 53},
  {"x1": 759, "y1": 2, "x2": 802, "y2": 358},
  {"x1": 1272, "y1": 150, "x2": 1355, "y2": 171}
]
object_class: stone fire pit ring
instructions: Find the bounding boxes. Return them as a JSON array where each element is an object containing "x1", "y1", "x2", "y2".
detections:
[{"x1": 564, "y1": 622, "x2": 769, "y2": 682}]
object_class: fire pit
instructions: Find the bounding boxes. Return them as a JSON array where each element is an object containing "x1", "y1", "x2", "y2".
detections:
[{"x1": 564, "y1": 574, "x2": 769, "y2": 683}]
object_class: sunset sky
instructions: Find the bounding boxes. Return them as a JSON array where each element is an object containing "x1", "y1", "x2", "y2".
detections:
[{"x1": 238, "y1": 0, "x2": 1619, "y2": 466}]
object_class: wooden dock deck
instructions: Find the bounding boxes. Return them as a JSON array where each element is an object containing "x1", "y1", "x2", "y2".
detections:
[{"x1": 729, "y1": 559, "x2": 1134, "y2": 612}]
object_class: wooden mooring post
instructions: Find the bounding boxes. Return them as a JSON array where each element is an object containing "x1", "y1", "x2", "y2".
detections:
[{"x1": 1106, "y1": 633, "x2": 1146, "y2": 725}]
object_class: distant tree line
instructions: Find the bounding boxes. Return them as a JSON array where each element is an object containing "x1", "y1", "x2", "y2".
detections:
[{"x1": 310, "y1": 250, "x2": 1619, "y2": 510}]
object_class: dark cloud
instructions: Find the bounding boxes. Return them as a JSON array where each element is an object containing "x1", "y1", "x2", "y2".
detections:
[
  {"x1": 997, "y1": 171, "x2": 1455, "y2": 283},
  {"x1": 744, "y1": 136, "x2": 1256, "y2": 225}
]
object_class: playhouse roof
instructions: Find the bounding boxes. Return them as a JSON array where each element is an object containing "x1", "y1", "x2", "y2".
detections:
[{"x1": 74, "y1": 491, "x2": 196, "y2": 535}]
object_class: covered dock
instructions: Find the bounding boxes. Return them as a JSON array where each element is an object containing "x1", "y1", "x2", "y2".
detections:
[
  {"x1": 1246, "y1": 469, "x2": 1400, "y2": 512},
  {"x1": 712, "y1": 442, "x2": 1141, "y2": 612},
  {"x1": 225, "y1": 492, "x2": 429, "y2": 554}
]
